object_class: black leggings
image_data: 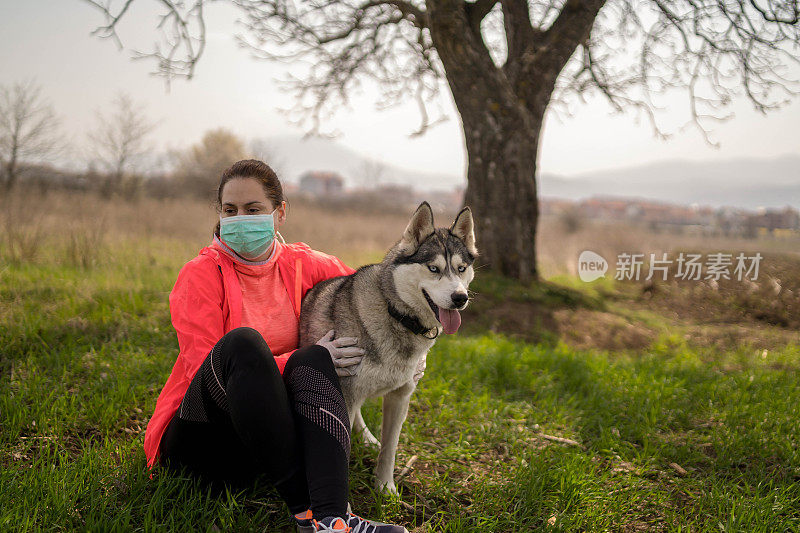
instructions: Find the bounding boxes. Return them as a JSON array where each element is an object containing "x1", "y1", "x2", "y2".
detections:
[{"x1": 159, "y1": 326, "x2": 351, "y2": 518}]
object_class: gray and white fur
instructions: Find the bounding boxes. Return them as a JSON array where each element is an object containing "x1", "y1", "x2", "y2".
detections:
[{"x1": 298, "y1": 201, "x2": 478, "y2": 494}]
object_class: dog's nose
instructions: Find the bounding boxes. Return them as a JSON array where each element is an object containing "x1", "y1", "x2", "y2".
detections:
[{"x1": 451, "y1": 292, "x2": 468, "y2": 307}]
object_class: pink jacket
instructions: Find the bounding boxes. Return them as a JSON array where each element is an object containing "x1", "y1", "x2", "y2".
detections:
[{"x1": 143, "y1": 240, "x2": 356, "y2": 468}]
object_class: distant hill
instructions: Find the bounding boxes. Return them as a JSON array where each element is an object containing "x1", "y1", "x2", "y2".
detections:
[
  {"x1": 256, "y1": 135, "x2": 798, "y2": 209},
  {"x1": 540, "y1": 156, "x2": 800, "y2": 209},
  {"x1": 259, "y1": 135, "x2": 464, "y2": 193}
]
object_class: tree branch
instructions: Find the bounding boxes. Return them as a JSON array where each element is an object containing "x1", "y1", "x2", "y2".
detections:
[
  {"x1": 465, "y1": 0, "x2": 499, "y2": 32},
  {"x1": 84, "y1": 0, "x2": 136, "y2": 49},
  {"x1": 500, "y1": 0, "x2": 536, "y2": 84},
  {"x1": 363, "y1": 0, "x2": 429, "y2": 28},
  {"x1": 80, "y1": 0, "x2": 800, "y2": 151},
  {"x1": 531, "y1": 0, "x2": 608, "y2": 74},
  {"x1": 82, "y1": 0, "x2": 207, "y2": 85},
  {"x1": 234, "y1": 0, "x2": 442, "y2": 137}
]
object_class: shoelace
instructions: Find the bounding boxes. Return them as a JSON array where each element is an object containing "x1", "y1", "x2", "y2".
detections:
[{"x1": 346, "y1": 513, "x2": 377, "y2": 533}]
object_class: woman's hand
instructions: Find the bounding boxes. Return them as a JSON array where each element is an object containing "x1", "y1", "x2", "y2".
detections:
[{"x1": 316, "y1": 329, "x2": 366, "y2": 377}]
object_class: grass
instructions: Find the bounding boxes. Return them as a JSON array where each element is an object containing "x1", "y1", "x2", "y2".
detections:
[{"x1": 2, "y1": 190, "x2": 800, "y2": 531}]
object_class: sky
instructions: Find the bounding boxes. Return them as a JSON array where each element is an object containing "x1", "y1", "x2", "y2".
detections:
[{"x1": 1, "y1": 1, "x2": 799, "y2": 186}]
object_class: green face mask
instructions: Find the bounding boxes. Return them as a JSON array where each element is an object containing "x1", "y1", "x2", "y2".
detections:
[{"x1": 219, "y1": 208, "x2": 278, "y2": 259}]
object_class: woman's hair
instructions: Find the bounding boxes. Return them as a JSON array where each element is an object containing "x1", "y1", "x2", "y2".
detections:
[{"x1": 213, "y1": 159, "x2": 286, "y2": 237}]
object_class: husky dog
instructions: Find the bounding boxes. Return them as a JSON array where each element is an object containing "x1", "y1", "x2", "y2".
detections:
[{"x1": 298, "y1": 201, "x2": 478, "y2": 494}]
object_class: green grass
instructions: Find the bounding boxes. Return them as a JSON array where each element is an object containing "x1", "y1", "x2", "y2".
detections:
[{"x1": 2, "y1": 242, "x2": 800, "y2": 531}]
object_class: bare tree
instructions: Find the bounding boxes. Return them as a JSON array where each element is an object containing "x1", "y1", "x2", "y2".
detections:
[
  {"x1": 0, "y1": 80, "x2": 61, "y2": 193},
  {"x1": 83, "y1": 0, "x2": 800, "y2": 282},
  {"x1": 174, "y1": 128, "x2": 248, "y2": 198},
  {"x1": 353, "y1": 158, "x2": 390, "y2": 189},
  {"x1": 89, "y1": 92, "x2": 155, "y2": 197}
]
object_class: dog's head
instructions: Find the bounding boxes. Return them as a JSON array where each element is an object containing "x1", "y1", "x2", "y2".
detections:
[{"x1": 386, "y1": 201, "x2": 478, "y2": 335}]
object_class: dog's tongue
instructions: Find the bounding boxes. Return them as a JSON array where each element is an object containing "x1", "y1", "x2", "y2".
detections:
[{"x1": 437, "y1": 308, "x2": 462, "y2": 334}]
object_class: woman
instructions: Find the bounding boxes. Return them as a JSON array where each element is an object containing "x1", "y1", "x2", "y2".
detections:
[{"x1": 143, "y1": 160, "x2": 410, "y2": 533}]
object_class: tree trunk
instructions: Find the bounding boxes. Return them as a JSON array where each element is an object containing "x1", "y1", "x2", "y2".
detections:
[
  {"x1": 462, "y1": 116, "x2": 541, "y2": 284},
  {"x1": 427, "y1": 0, "x2": 544, "y2": 283},
  {"x1": 3, "y1": 149, "x2": 18, "y2": 193}
]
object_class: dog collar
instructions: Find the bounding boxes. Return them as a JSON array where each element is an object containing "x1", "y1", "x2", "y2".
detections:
[{"x1": 387, "y1": 301, "x2": 439, "y2": 339}]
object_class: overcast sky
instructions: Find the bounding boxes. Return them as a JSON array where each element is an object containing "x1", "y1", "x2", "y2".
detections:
[{"x1": 2, "y1": 1, "x2": 799, "y2": 185}]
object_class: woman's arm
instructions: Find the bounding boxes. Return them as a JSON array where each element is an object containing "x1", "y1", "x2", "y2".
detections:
[{"x1": 168, "y1": 257, "x2": 226, "y2": 381}]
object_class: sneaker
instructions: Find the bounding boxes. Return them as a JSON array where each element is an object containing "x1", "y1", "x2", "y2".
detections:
[
  {"x1": 345, "y1": 512, "x2": 409, "y2": 533},
  {"x1": 313, "y1": 516, "x2": 350, "y2": 532},
  {"x1": 294, "y1": 509, "x2": 314, "y2": 533}
]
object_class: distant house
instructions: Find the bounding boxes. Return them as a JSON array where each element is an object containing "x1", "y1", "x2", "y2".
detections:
[
  {"x1": 540, "y1": 197, "x2": 575, "y2": 216},
  {"x1": 299, "y1": 171, "x2": 345, "y2": 197}
]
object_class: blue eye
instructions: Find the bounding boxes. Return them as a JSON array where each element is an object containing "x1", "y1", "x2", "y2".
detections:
[
  {"x1": 458, "y1": 265, "x2": 466, "y2": 273},
  {"x1": 428, "y1": 265, "x2": 439, "y2": 273}
]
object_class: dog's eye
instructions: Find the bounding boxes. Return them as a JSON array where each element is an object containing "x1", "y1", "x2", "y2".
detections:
[
  {"x1": 458, "y1": 265, "x2": 466, "y2": 273},
  {"x1": 428, "y1": 265, "x2": 439, "y2": 273}
]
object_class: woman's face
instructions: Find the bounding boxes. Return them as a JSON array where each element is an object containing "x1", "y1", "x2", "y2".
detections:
[{"x1": 219, "y1": 177, "x2": 286, "y2": 260}]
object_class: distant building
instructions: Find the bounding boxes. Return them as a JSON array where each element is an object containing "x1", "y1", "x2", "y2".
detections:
[
  {"x1": 299, "y1": 171, "x2": 345, "y2": 197},
  {"x1": 539, "y1": 197, "x2": 575, "y2": 216},
  {"x1": 538, "y1": 196, "x2": 800, "y2": 237},
  {"x1": 574, "y1": 197, "x2": 725, "y2": 229}
]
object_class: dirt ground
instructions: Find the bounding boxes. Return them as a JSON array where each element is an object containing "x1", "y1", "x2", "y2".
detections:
[{"x1": 461, "y1": 252, "x2": 800, "y2": 353}]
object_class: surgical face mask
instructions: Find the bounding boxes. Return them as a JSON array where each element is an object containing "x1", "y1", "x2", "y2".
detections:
[{"x1": 219, "y1": 207, "x2": 278, "y2": 259}]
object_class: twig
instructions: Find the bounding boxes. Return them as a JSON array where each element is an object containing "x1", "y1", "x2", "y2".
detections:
[
  {"x1": 538, "y1": 433, "x2": 586, "y2": 449},
  {"x1": 669, "y1": 462, "x2": 688, "y2": 476},
  {"x1": 396, "y1": 455, "x2": 418, "y2": 481},
  {"x1": 399, "y1": 500, "x2": 416, "y2": 512}
]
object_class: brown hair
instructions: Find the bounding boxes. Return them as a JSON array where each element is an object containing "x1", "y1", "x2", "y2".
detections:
[{"x1": 213, "y1": 159, "x2": 286, "y2": 237}]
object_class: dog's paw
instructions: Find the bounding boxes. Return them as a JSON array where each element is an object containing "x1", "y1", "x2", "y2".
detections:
[
  {"x1": 374, "y1": 478, "x2": 398, "y2": 496},
  {"x1": 360, "y1": 429, "x2": 381, "y2": 450}
]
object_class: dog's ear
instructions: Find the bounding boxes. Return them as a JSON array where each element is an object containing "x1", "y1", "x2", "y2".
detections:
[
  {"x1": 450, "y1": 206, "x2": 478, "y2": 257},
  {"x1": 399, "y1": 201, "x2": 435, "y2": 254}
]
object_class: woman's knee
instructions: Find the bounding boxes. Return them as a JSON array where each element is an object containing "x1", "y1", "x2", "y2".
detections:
[
  {"x1": 286, "y1": 344, "x2": 335, "y2": 374},
  {"x1": 224, "y1": 326, "x2": 267, "y2": 349},
  {"x1": 219, "y1": 327, "x2": 273, "y2": 367}
]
